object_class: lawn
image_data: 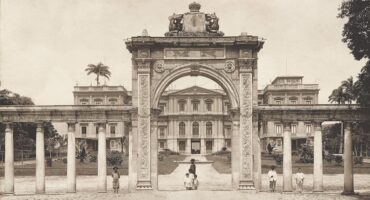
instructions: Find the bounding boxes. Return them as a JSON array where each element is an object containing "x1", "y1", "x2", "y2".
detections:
[
  {"x1": 206, "y1": 153, "x2": 370, "y2": 174},
  {"x1": 0, "y1": 155, "x2": 129, "y2": 176},
  {"x1": 206, "y1": 153, "x2": 231, "y2": 174},
  {"x1": 158, "y1": 154, "x2": 186, "y2": 175}
]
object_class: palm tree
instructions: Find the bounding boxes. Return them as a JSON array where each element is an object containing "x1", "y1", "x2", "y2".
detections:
[
  {"x1": 341, "y1": 76, "x2": 358, "y2": 104},
  {"x1": 85, "y1": 62, "x2": 111, "y2": 86},
  {"x1": 328, "y1": 86, "x2": 347, "y2": 104}
]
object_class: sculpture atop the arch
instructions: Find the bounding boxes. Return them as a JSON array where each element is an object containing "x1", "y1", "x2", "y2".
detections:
[{"x1": 165, "y1": 2, "x2": 224, "y2": 36}]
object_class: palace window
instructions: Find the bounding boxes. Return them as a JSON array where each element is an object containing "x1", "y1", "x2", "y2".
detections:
[
  {"x1": 159, "y1": 141, "x2": 165, "y2": 149},
  {"x1": 159, "y1": 103, "x2": 166, "y2": 113},
  {"x1": 192, "y1": 122, "x2": 199, "y2": 137},
  {"x1": 110, "y1": 140, "x2": 117, "y2": 149},
  {"x1": 81, "y1": 125, "x2": 87, "y2": 135},
  {"x1": 305, "y1": 124, "x2": 312, "y2": 134},
  {"x1": 206, "y1": 122, "x2": 212, "y2": 137},
  {"x1": 108, "y1": 98, "x2": 117, "y2": 105},
  {"x1": 275, "y1": 124, "x2": 282, "y2": 135},
  {"x1": 192, "y1": 100, "x2": 200, "y2": 112},
  {"x1": 94, "y1": 98, "x2": 103, "y2": 105},
  {"x1": 303, "y1": 96, "x2": 313, "y2": 104},
  {"x1": 224, "y1": 126, "x2": 231, "y2": 138},
  {"x1": 179, "y1": 122, "x2": 185, "y2": 136},
  {"x1": 274, "y1": 97, "x2": 284, "y2": 104},
  {"x1": 110, "y1": 125, "x2": 116, "y2": 135},
  {"x1": 80, "y1": 98, "x2": 89, "y2": 105},
  {"x1": 159, "y1": 127, "x2": 165, "y2": 138},
  {"x1": 305, "y1": 100, "x2": 312, "y2": 104},
  {"x1": 205, "y1": 99, "x2": 213, "y2": 112},
  {"x1": 178, "y1": 100, "x2": 186, "y2": 112},
  {"x1": 224, "y1": 102, "x2": 230, "y2": 112},
  {"x1": 291, "y1": 124, "x2": 297, "y2": 135}
]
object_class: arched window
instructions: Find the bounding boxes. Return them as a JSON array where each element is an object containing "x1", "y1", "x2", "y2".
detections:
[
  {"x1": 179, "y1": 122, "x2": 185, "y2": 137},
  {"x1": 192, "y1": 122, "x2": 199, "y2": 137},
  {"x1": 206, "y1": 122, "x2": 212, "y2": 137}
]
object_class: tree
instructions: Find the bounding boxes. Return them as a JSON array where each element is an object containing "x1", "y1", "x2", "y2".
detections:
[
  {"x1": 85, "y1": 62, "x2": 111, "y2": 86},
  {"x1": 341, "y1": 76, "x2": 358, "y2": 104},
  {"x1": 328, "y1": 86, "x2": 347, "y2": 104},
  {"x1": 338, "y1": 0, "x2": 370, "y2": 60},
  {"x1": 0, "y1": 89, "x2": 60, "y2": 160},
  {"x1": 355, "y1": 61, "x2": 370, "y2": 106}
]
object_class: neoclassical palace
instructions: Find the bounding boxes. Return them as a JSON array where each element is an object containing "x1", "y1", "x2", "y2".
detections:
[
  {"x1": 1, "y1": 2, "x2": 369, "y2": 195},
  {"x1": 72, "y1": 75, "x2": 319, "y2": 155}
]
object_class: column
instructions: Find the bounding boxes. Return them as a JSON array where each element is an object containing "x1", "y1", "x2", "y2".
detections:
[
  {"x1": 67, "y1": 122, "x2": 76, "y2": 193},
  {"x1": 343, "y1": 122, "x2": 354, "y2": 195},
  {"x1": 231, "y1": 120, "x2": 240, "y2": 190},
  {"x1": 200, "y1": 139, "x2": 205, "y2": 154},
  {"x1": 186, "y1": 138, "x2": 191, "y2": 154},
  {"x1": 283, "y1": 122, "x2": 292, "y2": 192},
  {"x1": 97, "y1": 123, "x2": 107, "y2": 193},
  {"x1": 313, "y1": 122, "x2": 323, "y2": 192},
  {"x1": 4, "y1": 123, "x2": 14, "y2": 194},
  {"x1": 36, "y1": 123, "x2": 45, "y2": 194}
]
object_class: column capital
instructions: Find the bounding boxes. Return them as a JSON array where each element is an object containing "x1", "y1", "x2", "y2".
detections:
[
  {"x1": 4, "y1": 122, "x2": 13, "y2": 129},
  {"x1": 313, "y1": 121, "x2": 322, "y2": 131},
  {"x1": 283, "y1": 122, "x2": 292, "y2": 131},
  {"x1": 67, "y1": 123, "x2": 76, "y2": 132}
]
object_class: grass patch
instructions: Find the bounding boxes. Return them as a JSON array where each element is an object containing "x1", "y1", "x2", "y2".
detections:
[
  {"x1": 206, "y1": 154, "x2": 231, "y2": 174},
  {"x1": 0, "y1": 156, "x2": 129, "y2": 176},
  {"x1": 158, "y1": 154, "x2": 186, "y2": 175}
]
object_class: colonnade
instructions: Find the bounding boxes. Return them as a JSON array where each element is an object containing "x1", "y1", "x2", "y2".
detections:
[
  {"x1": 3, "y1": 122, "x2": 109, "y2": 194},
  {"x1": 281, "y1": 121, "x2": 354, "y2": 194}
]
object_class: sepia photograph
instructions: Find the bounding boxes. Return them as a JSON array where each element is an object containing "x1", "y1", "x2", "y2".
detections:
[{"x1": 0, "y1": 0, "x2": 369, "y2": 199}]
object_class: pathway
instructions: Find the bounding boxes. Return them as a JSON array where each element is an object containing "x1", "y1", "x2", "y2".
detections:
[{"x1": 158, "y1": 155, "x2": 232, "y2": 190}]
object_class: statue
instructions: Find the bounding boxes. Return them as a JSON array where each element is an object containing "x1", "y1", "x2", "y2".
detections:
[
  {"x1": 168, "y1": 13, "x2": 183, "y2": 32},
  {"x1": 206, "y1": 13, "x2": 220, "y2": 33}
]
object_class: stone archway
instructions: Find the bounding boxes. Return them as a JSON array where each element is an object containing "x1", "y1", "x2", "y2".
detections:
[
  {"x1": 152, "y1": 63, "x2": 239, "y2": 109},
  {"x1": 125, "y1": 3, "x2": 264, "y2": 192}
]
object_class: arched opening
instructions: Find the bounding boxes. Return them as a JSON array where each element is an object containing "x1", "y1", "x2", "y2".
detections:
[{"x1": 156, "y1": 72, "x2": 233, "y2": 191}]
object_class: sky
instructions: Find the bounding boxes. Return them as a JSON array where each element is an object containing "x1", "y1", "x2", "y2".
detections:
[{"x1": 0, "y1": 0, "x2": 367, "y2": 105}]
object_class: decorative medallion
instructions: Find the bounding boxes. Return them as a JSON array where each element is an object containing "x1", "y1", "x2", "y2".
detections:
[
  {"x1": 224, "y1": 60, "x2": 235, "y2": 73},
  {"x1": 153, "y1": 60, "x2": 165, "y2": 73},
  {"x1": 138, "y1": 49, "x2": 150, "y2": 58}
]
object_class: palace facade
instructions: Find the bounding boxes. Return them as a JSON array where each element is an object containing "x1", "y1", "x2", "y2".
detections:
[{"x1": 73, "y1": 76, "x2": 319, "y2": 155}]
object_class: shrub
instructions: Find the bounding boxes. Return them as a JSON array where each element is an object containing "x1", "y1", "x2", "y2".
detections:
[
  {"x1": 62, "y1": 158, "x2": 67, "y2": 164},
  {"x1": 159, "y1": 149, "x2": 179, "y2": 156},
  {"x1": 107, "y1": 151, "x2": 123, "y2": 166},
  {"x1": 354, "y1": 156, "x2": 363, "y2": 165},
  {"x1": 158, "y1": 154, "x2": 164, "y2": 161},
  {"x1": 297, "y1": 144, "x2": 314, "y2": 163},
  {"x1": 221, "y1": 147, "x2": 227, "y2": 151},
  {"x1": 335, "y1": 156, "x2": 343, "y2": 165},
  {"x1": 325, "y1": 154, "x2": 334, "y2": 163},
  {"x1": 273, "y1": 154, "x2": 283, "y2": 165},
  {"x1": 89, "y1": 154, "x2": 97, "y2": 162},
  {"x1": 46, "y1": 158, "x2": 53, "y2": 167}
]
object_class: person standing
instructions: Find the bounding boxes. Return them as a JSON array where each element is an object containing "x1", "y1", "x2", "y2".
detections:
[
  {"x1": 267, "y1": 165, "x2": 277, "y2": 192},
  {"x1": 295, "y1": 168, "x2": 305, "y2": 193},
  {"x1": 184, "y1": 173, "x2": 193, "y2": 190},
  {"x1": 112, "y1": 166, "x2": 120, "y2": 193},
  {"x1": 190, "y1": 158, "x2": 196, "y2": 175},
  {"x1": 192, "y1": 174, "x2": 199, "y2": 190}
]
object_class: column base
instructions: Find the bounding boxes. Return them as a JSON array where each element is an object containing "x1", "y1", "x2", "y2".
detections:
[
  {"x1": 341, "y1": 191, "x2": 355, "y2": 195},
  {"x1": 239, "y1": 180, "x2": 255, "y2": 190},
  {"x1": 136, "y1": 181, "x2": 152, "y2": 190}
]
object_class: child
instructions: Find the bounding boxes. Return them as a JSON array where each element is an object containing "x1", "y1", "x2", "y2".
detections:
[
  {"x1": 112, "y1": 166, "x2": 120, "y2": 193},
  {"x1": 192, "y1": 174, "x2": 199, "y2": 190},
  {"x1": 267, "y1": 165, "x2": 277, "y2": 192},
  {"x1": 295, "y1": 168, "x2": 304, "y2": 193},
  {"x1": 184, "y1": 173, "x2": 193, "y2": 190}
]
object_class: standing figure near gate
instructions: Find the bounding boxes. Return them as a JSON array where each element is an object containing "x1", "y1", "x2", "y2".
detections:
[
  {"x1": 295, "y1": 168, "x2": 305, "y2": 193},
  {"x1": 189, "y1": 158, "x2": 196, "y2": 175},
  {"x1": 267, "y1": 166, "x2": 277, "y2": 192}
]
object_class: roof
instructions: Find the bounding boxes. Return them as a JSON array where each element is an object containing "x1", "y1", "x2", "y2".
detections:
[{"x1": 271, "y1": 76, "x2": 303, "y2": 85}]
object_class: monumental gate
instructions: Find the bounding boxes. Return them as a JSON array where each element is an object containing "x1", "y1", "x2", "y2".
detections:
[{"x1": 125, "y1": 2, "x2": 264, "y2": 190}]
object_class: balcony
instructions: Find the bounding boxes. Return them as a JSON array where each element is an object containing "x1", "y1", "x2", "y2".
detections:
[{"x1": 264, "y1": 84, "x2": 319, "y2": 91}]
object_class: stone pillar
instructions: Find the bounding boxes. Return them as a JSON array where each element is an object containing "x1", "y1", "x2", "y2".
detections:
[
  {"x1": 231, "y1": 119, "x2": 240, "y2": 190},
  {"x1": 67, "y1": 122, "x2": 76, "y2": 193},
  {"x1": 97, "y1": 123, "x2": 107, "y2": 193},
  {"x1": 136, "y1": 59, "x2": 152, "y2": 189},
  {"x1": 283, "y1": 122, "x2": 292, "y2": 192},
  {"x1": 238, "y1": 62, "x2": 254, "y2": 190},
  {"x1": 36, "y1": 123, "x2": 45, "y2": 194},
  {"x1": 342, "y1": 122, "x2": 354, "y2": 195},
  {"x1": 186, "y1": 138, "x2": 191, "y2": 154},
  {"x1": 4, "y1": 123, "x2": 14, "y2": 194},
  {"x1": 313, "y1": 122, "x2": 323, "y2": 192}
]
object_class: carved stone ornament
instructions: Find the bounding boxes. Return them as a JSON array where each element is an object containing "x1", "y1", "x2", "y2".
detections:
[
  {"x1": 153, "y1": 60, "x2": 165, "y2": 73},
  {"x1": 138, "y1": 49, "x2": 150, "y2": 58},
  {"x1": 239, "y1": 58, "x2": 256, "y2": 72},
  {"x1": 224, "y1": 60, "x2": 235, "y2": 73}
]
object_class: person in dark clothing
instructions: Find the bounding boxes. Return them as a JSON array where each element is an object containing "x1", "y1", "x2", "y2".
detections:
[
  {"x1": 267, "y1": 143, "x2": 273, "y2": 155},
  {"x1": 190, "y1": 158, "x2": 196, "y2": 175}
]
